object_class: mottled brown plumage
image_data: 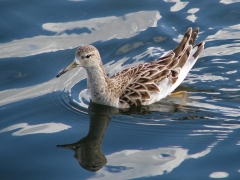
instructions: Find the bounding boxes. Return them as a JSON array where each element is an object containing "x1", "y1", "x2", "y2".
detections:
[{"x1": 57, "y1": 27, "x2": 205, "y2": 108}]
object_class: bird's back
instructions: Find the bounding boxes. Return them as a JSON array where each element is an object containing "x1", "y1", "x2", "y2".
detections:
[{"x1": 110, "y1": 27, "x2": 205, "y2": 108}]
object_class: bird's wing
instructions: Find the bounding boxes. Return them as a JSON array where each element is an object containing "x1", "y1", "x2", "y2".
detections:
[{"x1": 111, "y1": 27, "x2": 204, "y2": 107}]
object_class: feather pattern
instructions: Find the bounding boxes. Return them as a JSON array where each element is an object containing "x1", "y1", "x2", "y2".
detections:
[
  {"x1": 109, "y1": 27, "x2": 205, "y2": 107},
  {"x1": 56, "y1": 27, "x2": 205, "y2": 108}
]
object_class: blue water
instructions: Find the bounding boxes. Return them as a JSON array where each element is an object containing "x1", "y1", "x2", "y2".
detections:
[{"x1": 1, "y1": 0, "x2": 240, "y2": 179}]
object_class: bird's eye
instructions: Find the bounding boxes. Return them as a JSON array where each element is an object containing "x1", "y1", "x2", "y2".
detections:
[{"x1": 85, "y1": 54, "x2": 91, "y2": 58}]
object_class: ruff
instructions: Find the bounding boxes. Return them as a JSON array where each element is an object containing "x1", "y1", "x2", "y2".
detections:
[{"x1": 56, "y1": 27, "x2": 205, "y2": 108}]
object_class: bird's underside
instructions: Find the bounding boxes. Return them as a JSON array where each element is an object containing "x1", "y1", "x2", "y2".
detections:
[{"x1": 110, "y1": 27, "x2": 205, "y2": 107}]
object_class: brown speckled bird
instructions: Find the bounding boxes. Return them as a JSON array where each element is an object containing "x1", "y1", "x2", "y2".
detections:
[{"x1": 57, "y1": 27, "x2": 205, "y2": 108}]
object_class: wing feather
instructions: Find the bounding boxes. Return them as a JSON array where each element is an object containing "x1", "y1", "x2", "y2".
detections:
[{"x1": 111, "y1": 27, "x2": 204, "y2": 107}]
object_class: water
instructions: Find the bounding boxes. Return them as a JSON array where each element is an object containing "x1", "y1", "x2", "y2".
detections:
[{"x1": 1, "y1": 0, "x2": 240, "y2": 179}]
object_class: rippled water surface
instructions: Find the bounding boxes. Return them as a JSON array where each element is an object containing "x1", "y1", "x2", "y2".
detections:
[{"x1": 1, "y1": 0, "x2": 240, "y2": 179}]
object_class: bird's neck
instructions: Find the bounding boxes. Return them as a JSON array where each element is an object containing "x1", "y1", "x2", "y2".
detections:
[{"x1": 86, "y1": 65, "x2": 114, "y2": 105}]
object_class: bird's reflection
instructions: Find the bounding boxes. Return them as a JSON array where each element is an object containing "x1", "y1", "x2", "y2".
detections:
[
  {"x1": 57, "y1": 102, "x2": 119, "y2": 172},
  {"x1": 57, "y1": 89, "x2": 203, "y2": 172}
]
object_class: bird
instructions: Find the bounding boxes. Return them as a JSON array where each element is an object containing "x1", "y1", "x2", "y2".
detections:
[{"x1": 56, "y1": 27, "x2": 205, "y2": 108}]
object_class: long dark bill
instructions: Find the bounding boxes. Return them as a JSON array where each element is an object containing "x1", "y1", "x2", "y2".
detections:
[
  {"x1": 56, "y1": 69, "x2": 67, "y2": 78},
  {"x1": 56, "y1": 61, "x2": 78, "y2": 78}
]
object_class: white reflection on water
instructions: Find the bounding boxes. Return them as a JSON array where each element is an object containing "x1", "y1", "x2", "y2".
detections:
[
  {"x1": 188, "y1": 101, "x2": 240, "y2": 117},
  {"x1": 0, "y1": 11, "x2": 161, "y2": 58},
  {"x1": 212, "y1": 59, "x2": 238, "y2": 64},
  {"x1": 163, "y1": 0, "x2": 188, "y2": 12},
  {"x1": 219, "y1": 88, "x2": 240, "y2": 91},
  {"x1": 207, "y1": 24, "x2": 240, "y2": 41},
  {"x1": 189, "y1": 121, "x2": 240, "y2": 151},
  {"x1": 226, "y1": 70, "x2": 237, "y2": 74},
  {"x1": 43, "y1": 11, "x2": 160, "y2": 35},
  {"x1": 186, "y1": 8, "x2": 199, "y2": 22},
  {"x1": 220, "y1": 0, "x2": 240, "y2": 4},
  {"x1": 185, "y1": 73, "x2": 228, "y2": 84},
  {"x1": 88, "y1": 146, "x2": 211, "y2": 180},
  {"x1": 209, "y1": 171, "x2": 229, "y2": 178},
  {"x1": 0, "y1": 122, "x2": 71, "y2": 136},
  {"x1": 203, "y1": 43, "x2": 240, "y2": 57}
]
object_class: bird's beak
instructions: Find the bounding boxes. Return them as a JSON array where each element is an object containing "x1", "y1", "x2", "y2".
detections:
[{"x1": 56, "y1": 60, "x2": 79, "y2": 78}]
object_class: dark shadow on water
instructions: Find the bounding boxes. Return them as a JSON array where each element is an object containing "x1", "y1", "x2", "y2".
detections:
[
  {"x1": 57, "y1": 102, "x2": 118, "y2": 172},
  {"x1": 57, "y1": 95, "x2": 208, "y2": 172}
]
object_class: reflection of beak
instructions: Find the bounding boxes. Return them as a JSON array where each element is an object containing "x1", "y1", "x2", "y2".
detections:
[{"x1": 56, "y1": 60, "x2": 78, "y2": 78}]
